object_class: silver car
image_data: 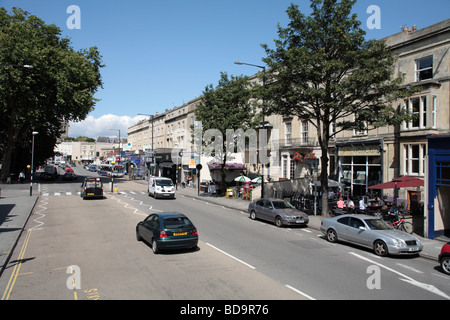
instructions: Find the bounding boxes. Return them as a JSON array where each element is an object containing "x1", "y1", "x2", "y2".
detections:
[
  {"x1": 248, "y1": 198, "x2": 309, "y2": 227},
  {"x1": 320, "y1": 214, "x2": 423, "y2": 256}
]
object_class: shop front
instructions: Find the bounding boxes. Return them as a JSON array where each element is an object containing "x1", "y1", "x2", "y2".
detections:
[
  {"x1": 427, "y1": 134, "x2": 450, "y2": 239},
  {"x1": 336, "y1": 139, "x2": 384, "y2": 198}
]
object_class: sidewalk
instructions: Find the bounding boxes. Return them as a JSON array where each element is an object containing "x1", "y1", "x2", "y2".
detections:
[
  {"x1": 166, "y1": 183, "x2": 444, "y2": 262},
  {"x1": 0, "y1": 183, "x2": 39, "y2": 277}
]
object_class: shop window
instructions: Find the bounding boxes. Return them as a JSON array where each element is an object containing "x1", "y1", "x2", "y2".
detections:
[{"x1": 437, "y1": 162, "x2": 450, "y2": 186}]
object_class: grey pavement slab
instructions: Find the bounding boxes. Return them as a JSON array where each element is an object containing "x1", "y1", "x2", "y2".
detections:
[{"x1": 0, "y1": 184, "x2": 39, "y2": 277}]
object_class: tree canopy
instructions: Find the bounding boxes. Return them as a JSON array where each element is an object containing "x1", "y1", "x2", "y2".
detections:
[
  {"x1": 194, "y1": 72, "x2": 259, "y2": 191},
  {"x1": 0, "y1": 8, "x2": 104, "y2": 180},
  {"x1": 260, "y1": 0, "x2": 415, "y2": 215}
]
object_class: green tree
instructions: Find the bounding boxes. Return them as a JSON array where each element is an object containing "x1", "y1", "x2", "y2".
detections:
[
  {"x1": 195, "y1": 72, "x2": 259, "y2": 192},
  {"x1": 0, "y1": 8, "x2": 103, "y2": 180},
  {"x1": 260, "y1": 0, "x2": 415, "y2": 216}
]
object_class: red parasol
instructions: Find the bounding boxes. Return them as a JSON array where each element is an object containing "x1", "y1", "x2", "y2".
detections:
[{"x1": 367, "y1": 176, "x2": 424, "y2": 189}]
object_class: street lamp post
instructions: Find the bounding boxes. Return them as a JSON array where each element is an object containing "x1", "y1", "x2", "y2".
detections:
[
  {"x1": 30, "y1": 131, "x2": 38, "y2": 196},
  {"x1": 234, "y1": 61, "x2": 267, "y2": 198}
]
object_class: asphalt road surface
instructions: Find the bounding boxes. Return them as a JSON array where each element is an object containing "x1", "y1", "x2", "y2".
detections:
[{"x1": 1, "y1": 167, "x2": 449, "y2": 302}]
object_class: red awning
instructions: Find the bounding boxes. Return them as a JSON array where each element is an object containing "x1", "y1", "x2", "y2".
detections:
[{"x1": 367, "y1": 176, "x2": 424, "y2": 189}]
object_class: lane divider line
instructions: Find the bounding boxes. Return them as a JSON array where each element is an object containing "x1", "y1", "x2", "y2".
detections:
[
  {"x1": 206, "y1": 243, "x2": 255, "y2": 270},
  {"x1": 285, "y1": 284, "x2": 316, "y2": 300}
]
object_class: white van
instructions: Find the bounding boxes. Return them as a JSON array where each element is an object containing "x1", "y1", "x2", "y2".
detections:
[{"x1": 148, "y1": 176, "x2": 175, "y2": 199}]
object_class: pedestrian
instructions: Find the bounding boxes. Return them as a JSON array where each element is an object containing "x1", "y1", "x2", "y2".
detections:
[
  {"x1": 337, "y1": 197, "x2": 346, "y2": 209},
  {"x1": 19, "y1": 171, "x2": 25, "y2": 183},
  {"x1": 387, "y1": 204, "x2": 399, "y2": 222},
  {"x1": 359, "y1": 198, "x2": 366, "y2": 213}
]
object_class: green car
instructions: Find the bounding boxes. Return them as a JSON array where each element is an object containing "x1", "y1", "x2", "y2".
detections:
[{"x1": 136, "y1": 213, "x2": 198, "y2": 254}]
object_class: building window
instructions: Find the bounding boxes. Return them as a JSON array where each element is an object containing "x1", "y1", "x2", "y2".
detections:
[
  {"x1": 415, "y1": 56, "x2": 433, "y2": 81},
  {"x1": 301, "y1": 120, "x2": 308, "y2": 145},
  {"x1": 432, "y1": 96, "x2": 437, "y2": 128},
  {"x1": 285, "y1": 123, "x2": 292, "y2": 146},
  {"x1": 404, "y1": 96, "x2": 428, "y2": 130},
  {"x1": 353, "y1": 114, "x2": 368, "y2": 136},
  {"x1": 290, "y1": 156, "x2": 295, "y2": 179},
  {"x1": 403, "y1": 143, "x2": 426, "y2": 176}
]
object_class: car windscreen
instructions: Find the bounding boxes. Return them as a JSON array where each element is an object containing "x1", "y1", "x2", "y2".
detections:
[
  {"x1": 156, "y1": 180, "x2": 173, "y2": 186},
  {"x1": 272, "y1": 201, "x2": 295, "y2": 209},
  {"x1": 364, "y1": 219, "x2": 391, "y2": 230},
  {"x1": 86, "y1": 181, "x2": 102, "y2": 188},
  {"x1": 164, "y1": 217, "x2": 192, "y2": 229}
]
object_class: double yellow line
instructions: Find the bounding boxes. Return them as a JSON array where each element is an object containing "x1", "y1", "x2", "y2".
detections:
[{"x1": 1, "y1": 230, "x2": 32, "y2": 300}]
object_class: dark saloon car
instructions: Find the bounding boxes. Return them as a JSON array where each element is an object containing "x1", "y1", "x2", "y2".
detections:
[
  {"x1": 136, "y1": 213, "x2": 198, "y2": 254},
  {"x1": 80, "y1": 177, "x2": 103, "y2": 199},
  {"x1": 248, "y1": 198, "x2": 309, "y2": 227},
  {"x1": 63, "y1": 172, "x2": 77, "y2": 181}
]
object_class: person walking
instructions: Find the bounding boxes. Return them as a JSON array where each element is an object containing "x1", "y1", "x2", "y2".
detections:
[{"x1": 19, "y1": 171, "x2": 25, "y2": 183}]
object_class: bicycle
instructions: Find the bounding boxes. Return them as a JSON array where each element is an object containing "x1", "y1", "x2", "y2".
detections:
[{"x1": 388, "y1": 215, "x2": 413, "y2": 234}]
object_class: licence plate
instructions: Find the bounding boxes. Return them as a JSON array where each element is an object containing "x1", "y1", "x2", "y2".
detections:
[
  {"x1": 296, "y1": 219, "x2": 304, "y2": 223},
  {"x1": 87, "y1": 193, "x2": 94, "y2": 195},
  {"x1": 173, "y1": 232, "x2": 187, "y2": 236}
]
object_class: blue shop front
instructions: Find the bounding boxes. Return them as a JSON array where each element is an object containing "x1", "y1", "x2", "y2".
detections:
[{"x1": 427, "y1": 134, "x2": 450, "y2": 239}]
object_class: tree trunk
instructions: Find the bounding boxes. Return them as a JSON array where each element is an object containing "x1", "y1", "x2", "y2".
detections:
[{"x1": 0, "y1": 127, "x2": 20, "y2": 182}]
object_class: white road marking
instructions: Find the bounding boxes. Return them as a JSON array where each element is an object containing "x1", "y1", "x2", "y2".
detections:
[
  {"x1": 349, "y1": 252, "x2": 450, "y2": 300},
  {"x1": 285, "y1": 285, "x2": 316, "y2": 300},
  {"x1": 206, "y1": 243, "x2": 255, "y2": 270}
]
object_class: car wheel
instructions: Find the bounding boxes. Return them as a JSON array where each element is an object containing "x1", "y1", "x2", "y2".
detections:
[
  {"x1": 250, "y1": 210, "x2": 257, "y2": 220},
  {"x1": 374, "y1": 240, "x2": 389, "y2": 257},
  {"x1": 275, "y1": 216, "x2": 283, "y2": 227},
  {"x1": 152, "y1": 239, "x2": 159, "y2": 254},
  {"x1": 441, "y1": 257, "x2": 450, "y2": 275},
  {"x1": 327, "y1": 229, "x2": 338, "y2": 243}
]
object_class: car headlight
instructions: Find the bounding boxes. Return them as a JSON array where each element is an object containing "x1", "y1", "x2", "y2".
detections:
[{"x1": 392, "y1": 239, "x2": 406, "y2": 247}]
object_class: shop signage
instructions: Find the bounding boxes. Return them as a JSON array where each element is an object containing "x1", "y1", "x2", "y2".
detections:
[{"x1": 338, "y1": 145, "x2": 380, "y2": 157}]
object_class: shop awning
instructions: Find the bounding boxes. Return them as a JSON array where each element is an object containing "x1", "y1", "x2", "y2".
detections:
[
  {"x1": 367, "y1": 176, "x2": 424, "y2": 189},
  {"x1": 159, "y1": 162, "x2": 175, "y2": 168},
  {"x1": 208, "y1": 163, "x2": 246, "y2": 170}
]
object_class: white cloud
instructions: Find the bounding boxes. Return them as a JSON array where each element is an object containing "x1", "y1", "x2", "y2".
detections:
[{"x1": 68, "y1": 114, "x2": 147, "y2": 139}]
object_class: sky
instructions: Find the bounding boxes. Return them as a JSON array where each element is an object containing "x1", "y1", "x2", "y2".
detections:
[{"x1": 1, "y1": 0, "x2": 449, "y2": 139}]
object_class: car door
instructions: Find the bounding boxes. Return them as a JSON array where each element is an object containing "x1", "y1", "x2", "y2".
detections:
[
  {"x1": 345, "y1": 217, "x2": 367, "y2": 246},
  {"x1": 140, "y1": 214, "x2": 155, "y2": 241},
  {"x1": 253, "y1": 200, "x2": 265, "y2": 220},
  {"x1": 263, "y1": 200, "x2": 276, "y2": 222},
  {"x1": 335, "y1": 216, "x2": 351, "y2": 241}
]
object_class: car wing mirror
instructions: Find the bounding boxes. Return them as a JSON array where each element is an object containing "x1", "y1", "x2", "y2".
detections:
[{"x1": 359, "y1": 226, "x2": 366, "y2": 231}]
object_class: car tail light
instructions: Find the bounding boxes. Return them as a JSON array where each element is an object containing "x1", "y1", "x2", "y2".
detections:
[
  {"x1": 159, "y1": 231, "x2": 168, "y2": 239},
  {"x1": 191, "y1": 228, "x2": 198, "y2": 236}
]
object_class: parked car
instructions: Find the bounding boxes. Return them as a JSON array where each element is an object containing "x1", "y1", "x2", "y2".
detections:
[
  {"x1": 320, "y1": 214, "x2": 423, "y2": 256},
  {"x1": 65, "y1": 167, "x2": 74, "y2": 173},
  {"x1": 136, "y1": 213, "x2": 198, "y2": 254},
  {"x1": 438, "y1": 242, "x2": 450, "y2": 275},
  {"x1": 62, "y1": 172, "x2": 77, "y2": 181},
  {"x1": 248, "y1": 198, "x2": 309, "y2": 227},
  {"x1": 80, "y1": 177, "x2": 103, "y2": 199}
]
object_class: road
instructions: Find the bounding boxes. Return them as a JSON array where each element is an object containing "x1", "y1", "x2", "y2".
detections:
[{"x1": 1, "y1": 165, "x2": 449, "y2": 301}]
